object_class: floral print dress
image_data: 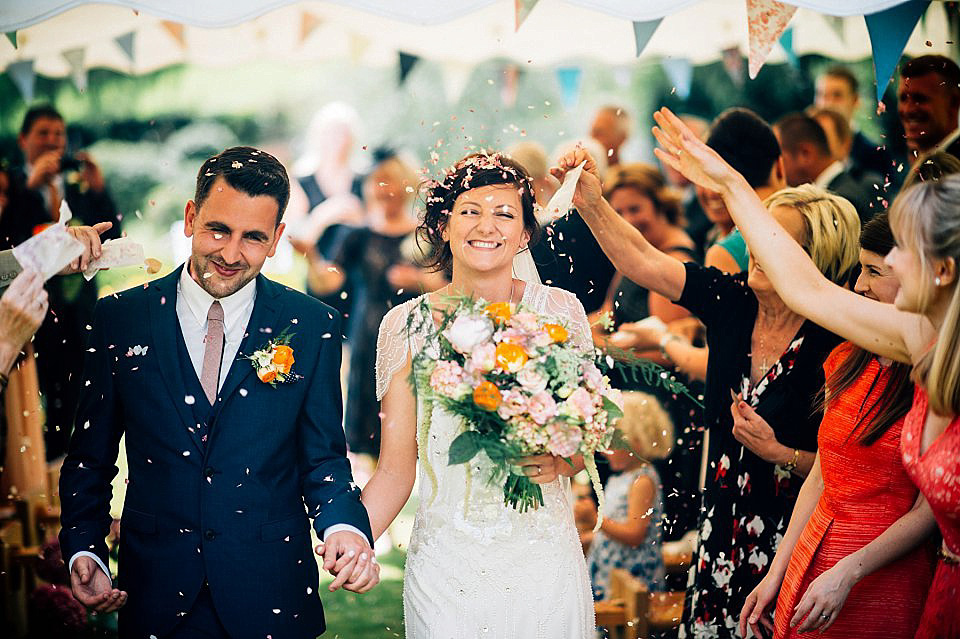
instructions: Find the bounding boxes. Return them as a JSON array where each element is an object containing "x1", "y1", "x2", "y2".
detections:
[{"x1": 674, "y1": 263, "x2": 840, "y2": 639}]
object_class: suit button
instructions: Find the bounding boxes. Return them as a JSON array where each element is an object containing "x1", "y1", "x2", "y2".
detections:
[
  {"x1": 204, "y1": 467, "x2": 215, "y2": 479},
  {"x1": 205, "y1": 529, "x2": 216, "y2": 540}
]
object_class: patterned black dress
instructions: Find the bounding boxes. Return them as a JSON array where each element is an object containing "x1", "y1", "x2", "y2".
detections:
[{"x1": 675, "y1": 263, "x2": 839, "y2": 639}]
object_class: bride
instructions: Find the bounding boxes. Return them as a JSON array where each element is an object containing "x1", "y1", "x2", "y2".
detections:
[{"x1": 360, "y1": 152, "x2": 595, "y2": 637}]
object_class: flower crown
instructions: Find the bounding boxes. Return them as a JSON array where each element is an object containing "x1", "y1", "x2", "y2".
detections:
[{"x1": 423, "y1": 151, "x2": 535, "y2": 209}]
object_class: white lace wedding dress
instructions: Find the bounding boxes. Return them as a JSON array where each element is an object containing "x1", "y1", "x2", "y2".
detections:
[{"x1": 375, "y1": 281, "x2": 596, "y2": 639}]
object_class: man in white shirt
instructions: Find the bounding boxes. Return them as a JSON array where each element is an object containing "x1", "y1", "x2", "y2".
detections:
[{"x1": 59, "y1": 146, "x2": 377, "y2": 638}]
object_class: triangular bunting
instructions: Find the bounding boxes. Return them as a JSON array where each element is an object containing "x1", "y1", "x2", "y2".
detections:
[
  {"x1": 780, "y1": 26, "x2": 798, "y2": 68},
  {"x1": 746, "y1": 0, "x2": 797, "y2": 79},
  {"x1": 556, "y1": 67, "x2": 582, "y2": 111},
  {"x1": 62, "y1": 47, "x2": 88, "y2": 92},
  {"x1": 865, "y1": 0, "x2": 928, "y2": 103},
  {"x1": 515, "y1": 0, "x2": 540, "y2": 32},
  {"x1": 398, "y1": 52, "x2": 420, "y2": 86},
  {"x1": 632, "y1": 18, "x2": 662, "y2": 58},
  {"x1": 662, "y1": 57, "x2": 693, "y2": 100},
  {"x1": 161, "y1": 21, "x2": 186, "y2": 49},
  {"x1": 441, "y1": 62, "x2": 473, "y2": 104},
  {"x1": 824, "y1": 15, "x2": 845, "y2": 44},
  {"x1": 348, "y1": 33, "x2": 370, "y2": 63},
  {"x1": 5, "y1": 31, "x2": 17, "y2": 49},
  {"x1": 299, "y1": 11, "x2": 323, "y2": 45},
  {"x1": 115, "y1": 31, "x2": 136, "y2": 64},
  {"x1": 8, "y1": 60, "x2": 35, "y2": 103}
]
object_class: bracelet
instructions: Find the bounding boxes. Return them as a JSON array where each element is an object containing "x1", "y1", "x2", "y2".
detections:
[
  {"x1": 658, "y1": 333, "x2": 682, "y2": 361},
  {"x1": 782, "y1": 448, "x2": 801, "y2": 472}
]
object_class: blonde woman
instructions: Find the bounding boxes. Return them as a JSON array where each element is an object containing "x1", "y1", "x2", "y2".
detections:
[
  {"x1": 582, "y1": 391, "x2": 674, "y2": 600},
  {"x1": 552, "y1": 145, "x2": 860, "y2": 639},
  {"x1": 651, "y1": 107, "x2": 959, "y2": 638}
]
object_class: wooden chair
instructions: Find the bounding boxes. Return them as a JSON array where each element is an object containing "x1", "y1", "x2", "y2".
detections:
[{"x1": 594, "y1": 568, "x2": 687, "y2": 638}]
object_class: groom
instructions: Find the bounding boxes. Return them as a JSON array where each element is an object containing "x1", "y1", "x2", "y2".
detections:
[{"x1": 59, "y1": 147, "x2": 377, "y2": 638}]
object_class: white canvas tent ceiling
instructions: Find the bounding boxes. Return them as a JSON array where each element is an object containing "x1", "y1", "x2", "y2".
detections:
[{"x1": 0, "y1": 0, "x2": 953, "y2": 76}]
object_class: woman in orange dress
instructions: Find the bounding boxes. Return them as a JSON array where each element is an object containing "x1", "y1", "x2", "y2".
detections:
[{"x1": 738, "y1": 214, "x2": 936, "y2": 638}]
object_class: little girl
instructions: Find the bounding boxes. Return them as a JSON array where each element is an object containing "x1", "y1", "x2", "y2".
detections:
[{"x1": 584, "y1": 391, "x2": 673, "y2": 600}]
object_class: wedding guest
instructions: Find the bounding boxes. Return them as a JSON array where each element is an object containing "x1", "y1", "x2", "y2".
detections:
[
  {"x1": 552, "y1": 147, "x2": 860, "y2": 639},
  {"x1": 584, "y1": 391, "x2": 673, "y2": 600},
  {"x1": 775, "y1": 112, "x2": 882, "y2": 223},
  {"x1": 699, "y1": 108, "x2": 786, "y2": 274},
  {"x1": 508, "y1": 141, "x2": 559, "y2": 213},
  {"x1": 590, "y1": 105, "x2": 631, "y2": 167},
  {"x1": 898, "y1": 55, "x2": 960, "y2": 163},
  {"x1": 591, "y1": 163, "x2": 694, "y2": 359},
  {"x1": 814, "y1": 66, "x2": 895, "y2": 180},
  {"x1": 13, "y1": 104, "x2": 121, "y2": 460},
  {"x1": 739, "y1": 213, "x2": 935, "y2": 638},
  {"x1": 652, "y1": 106, "x2": 960, "y2": 638},
  {"x1": 305, "y1": 153, "x2": 444, "y2": 458}
]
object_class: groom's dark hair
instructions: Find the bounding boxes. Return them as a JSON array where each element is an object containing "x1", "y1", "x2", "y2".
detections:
[{"x1": 194, "y1": 146, "x2": 290, "y2": 226}]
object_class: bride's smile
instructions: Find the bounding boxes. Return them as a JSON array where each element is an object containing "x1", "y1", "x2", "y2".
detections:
[{"x1": 444, "y1": 184, "x2": 530, "y2": 275}]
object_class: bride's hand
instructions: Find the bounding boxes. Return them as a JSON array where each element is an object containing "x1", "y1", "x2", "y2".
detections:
[
  {"x1": 652, "y1": 107, "x2": 734, "y2": 194},
  {"x1": 549, "y1": 147, "x2": 603, "y2": 213},
  {"x1": 515, "y1": 454, "x2": 562, "y2": 484}
]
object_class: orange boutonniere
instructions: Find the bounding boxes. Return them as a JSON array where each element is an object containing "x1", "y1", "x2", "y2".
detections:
[{"x1": 244, "y1": 328, "x2": 299, "y2": 387}]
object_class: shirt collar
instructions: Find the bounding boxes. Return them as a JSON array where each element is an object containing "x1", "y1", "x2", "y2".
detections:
[
  {"x1": 814, "y1": 160, "x2": 845, "y2": 189},
  {"x1": 178, "y1": 262, "x2": 257, "y2": 332}
]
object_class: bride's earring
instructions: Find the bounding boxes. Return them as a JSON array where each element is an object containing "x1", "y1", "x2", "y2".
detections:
[{"x1": 935, "y1": 276, "x2": 942, "y2": 286}]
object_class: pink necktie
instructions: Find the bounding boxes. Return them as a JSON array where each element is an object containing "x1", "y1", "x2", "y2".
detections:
[{"x1": 200, "y1": 301, "x2": 225, "y2": 405}]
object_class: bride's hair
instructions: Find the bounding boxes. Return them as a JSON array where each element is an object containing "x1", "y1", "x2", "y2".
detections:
[{"x1": 416, "y1": 152, "x2": 541, "y2": 274}]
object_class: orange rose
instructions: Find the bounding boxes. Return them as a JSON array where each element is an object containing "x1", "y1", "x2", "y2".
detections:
[
  {"x1": 258, "y1": 367, "x2": 277, "y2": 383},
  {"x1": 495, "y1": 342, "x2": 528, "y2": 373},
  {"x1": 484, "y1": 302, "x2": 512, "y2": 326},
  {"x1": 272, "y1": 345, "x2": 295, "y2": 374},
  {"x1": 543, "y1": 323, "x2": 568, "y2": 343},
  {"x1": 473, "y1": 380, "x2": 502, "y2": 411}
]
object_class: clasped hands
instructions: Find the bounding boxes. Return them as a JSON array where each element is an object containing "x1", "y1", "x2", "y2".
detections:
[
  {"x1": 729, "y1": 390, "x2": 791, "y2": 465},
  {"x1": 314, "y1": 531, "x2": 380, "y2": 594}
]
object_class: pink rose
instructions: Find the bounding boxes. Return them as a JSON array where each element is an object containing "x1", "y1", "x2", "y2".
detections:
[
  {"x1": 582, "y1": 361, "x2": 603, "y2": 391},
  {"x1": 528, "y1": 390, "x2": 558, "y2": 425},
  {"x1": 565, "y1": 387, "x2": 597, "y2": 420},
  {"x1": 429, "y1": 360, "x2": 469, "y2": 399},
  {"x1": 466, "y1": 342, "x2": 496, "y2": 374},
  {"x1": 497, "y1": 388, "x2": 529, "y2": 420},
  {"x1": 546, "y1": 420, "x2": 583, "y2": 457}
]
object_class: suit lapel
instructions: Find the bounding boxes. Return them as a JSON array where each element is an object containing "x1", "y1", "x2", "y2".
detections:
[
  {"x1": 148, "y1": 266, "x2": 205, "y2": 455},
  {"x1": 216, "y1": 274, "x2": 282, "y2": 409}
]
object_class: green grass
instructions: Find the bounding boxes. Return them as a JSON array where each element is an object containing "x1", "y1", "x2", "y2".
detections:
[{"x1": 318, "y1": 549, "x2": 406, "y2": 639}]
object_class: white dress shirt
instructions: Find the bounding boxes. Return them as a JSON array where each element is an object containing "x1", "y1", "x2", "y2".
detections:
[
  {"x1": 814, "y1": 160, "x2": 846, "y2": 190},
  {"x1": 71, "y1": 264, "x2": 364, "y2": 580}
]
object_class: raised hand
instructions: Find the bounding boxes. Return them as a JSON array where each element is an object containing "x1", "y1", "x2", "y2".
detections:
[
  {"x1": 70, "y1": 555, "x2": 127, "y2": 614},
  {"x1": 652, "y1": 108, "x2": 732, "y2": 194},
  {"x1": 316, "y1": 530, "x2": 378, "y2": 593},
  {"x1": 739, "y1": 572, "x2": 779, "y2": 638},
  {"x1": 549, "y1": 146, "x2": 603, "y2": 213},
  {"x1": 25, "y1": 150, "x2": 61, "y2": 190}
]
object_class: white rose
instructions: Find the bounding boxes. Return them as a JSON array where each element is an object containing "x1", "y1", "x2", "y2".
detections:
[
  {"x1": 443, "y1": 314, "x2": 494, "y2": 354},
  {"x1": 516, "y1": 362, "x2": 548, "y2": 393}
]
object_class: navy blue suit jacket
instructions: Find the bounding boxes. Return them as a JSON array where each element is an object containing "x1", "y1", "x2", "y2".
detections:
[{"x1": 59, "y1": 266, "x2": 372, "y2": 638}]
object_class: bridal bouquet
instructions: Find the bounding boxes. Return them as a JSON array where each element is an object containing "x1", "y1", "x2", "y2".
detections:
[{"x1": 410, "y1": 296, "x2": 625, "y2": 516}]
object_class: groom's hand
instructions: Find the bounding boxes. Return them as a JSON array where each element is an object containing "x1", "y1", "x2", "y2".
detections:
[
  {"x1": 70, "y1": 555, "x2": 128, "y2": 613},
  {"x1": 316, "y1": 531, "x2": 378, "y2": 593}
]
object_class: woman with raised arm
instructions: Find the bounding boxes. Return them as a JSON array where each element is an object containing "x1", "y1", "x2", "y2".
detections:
[
  {"x1": 551, "y1": 147, "x2": 860, "y2": 638},
  {"x1": 363, "y1": 153, "x2": 595, "y2": 637},
  {"x1": 737, "y1": 213, "x2": 935, "y2": 638},
  {"x1": 652, "y1": 106, "x2": 959, "y2": 639}
]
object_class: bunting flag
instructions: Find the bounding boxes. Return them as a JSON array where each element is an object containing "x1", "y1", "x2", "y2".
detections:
[
  {"x1": 8, "y1": 59, "x2": 35, "y2": 102},
  {"x1": 62, "y1": 47, "x2": 87, "y2": 92},
  {"x1": 398, "y1": 51, "x2": 420, "y2": 86},
  {"x1": 515, "y1": 0, "x2": 539, "y2": 32},
  {"x1": 662, "y1": 57, "x2": 693, "y2": 100},
  {"x1": 115, "y1": 31, "x2": 136, "y2": 64},
  {"x1": 348, "y1": 33, "x2": 370, "y2": 63},
  {"x1": 5, "y1": 31, "x2": 17, "y2": 49},
  {"x1": 746, "y1": 0, "x2": 797, "y2": 79},
  {"x1": 161, "y1": 21, "x2": 186, "y2": 49},
  {"x1": 501, "y1": 64, "x2": 519, "y2": 108},
  {"x1": 299, "y1": 11, "x2": 323, "y2": 45},
  {"x1": 632, "y1": 18, "x2": 663, "y2": 58},
  {"x1": 824, "y1": 15, "x2": 845, "y2": 44},
  {"x1": 441, "y1": 62, "x2": 473, "y2": 104},
  {"x1": 780, "y1": 26, "x2": 798, "y2": 68},
  {"x1": 865, "y1": 0, "x2": 928, "y2": 103},
  {"x1": 556, "y1": 67, "x2": 582, "y2": 110}
]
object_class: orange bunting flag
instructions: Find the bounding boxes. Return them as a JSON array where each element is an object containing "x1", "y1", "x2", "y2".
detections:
[{"x1": 746, "y1": 0, "x2": 797, "y2": 79}]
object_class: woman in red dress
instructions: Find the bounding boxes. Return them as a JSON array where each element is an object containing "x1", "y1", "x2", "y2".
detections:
[
  {"x1": 738, "y1": 214, "x2": 935, "y2": 638},
  {"x1": 646, "y1": 108, "x2": 960, "y2": 637}
]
